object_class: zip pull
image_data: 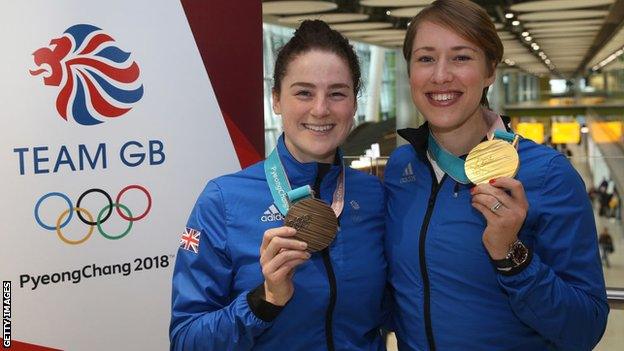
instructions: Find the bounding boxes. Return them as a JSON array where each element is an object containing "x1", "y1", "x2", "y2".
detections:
[{"x1": 453, "y1": 182, "x2": 460, "y2": 198}]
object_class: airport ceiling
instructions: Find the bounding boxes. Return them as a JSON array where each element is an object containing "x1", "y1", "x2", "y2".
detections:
[{"x1": 262, "y1": 0, "x2": 624, "y2": 78}]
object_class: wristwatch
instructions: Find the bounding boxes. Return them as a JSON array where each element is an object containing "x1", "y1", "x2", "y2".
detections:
[{"x1": 492, "y1": 240, "x2": 529, "y2": 273}]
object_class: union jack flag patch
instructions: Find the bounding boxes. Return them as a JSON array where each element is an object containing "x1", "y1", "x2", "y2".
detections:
[{"x1": 180, "y1": 227, "x2": 200, "y2": 254}]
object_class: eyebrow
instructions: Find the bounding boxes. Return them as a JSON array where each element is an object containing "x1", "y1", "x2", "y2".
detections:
[
  {"x1": 412, "y1": 45, "x2": 479, "y2": 53},
  {"x1": 289, "y1": 82, "x2": 352, "y2": 89}
]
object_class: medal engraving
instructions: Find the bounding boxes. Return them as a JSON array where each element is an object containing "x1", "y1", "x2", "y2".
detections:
[
  {"x1": 465, "y1": 139, "x2": 519, "y2": 184},
  {"x1": 285, "y1": 198, "x2": 338, "y2": 252},
  {"x1": 285, "y1": 214, "x2": 312, "y2": 231}
]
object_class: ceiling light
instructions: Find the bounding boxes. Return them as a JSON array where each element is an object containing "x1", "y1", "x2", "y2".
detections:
[
  {"x1": 545, "y1": 59, "x2": 551, "y2": 64},
  {"x1": 386, "y1": 10, "x2": 391, "y2": 15},
  {"x1": 521, "y1": 31, "x2": 529, "y2": 37},
  {"x1": 505, "y1": 13, "x2": 514, "y2": 19},
  {"x1": 262, "y1": 1, "x2": 337, "y2": 15},
  {"x1": 597, "y1": 48, "x2": 624, "y2": 68},
  {"x1": 524, "y1": 36, "x2": 532, "y2": 41},
  {"x1": 512, "y1": 20, "x2": 520, "y2": 26}
]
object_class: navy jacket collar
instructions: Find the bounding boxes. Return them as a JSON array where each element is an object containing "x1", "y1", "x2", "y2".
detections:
[
  {"x1": 275, "y1": 134, "x2": 342, "y2": 190},
  {"x1": 398, "y1": 123, "x2": 430, "y2": 160}
]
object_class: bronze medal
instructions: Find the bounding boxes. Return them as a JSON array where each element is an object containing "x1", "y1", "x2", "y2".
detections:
[
  {"x1": 465, "y1": 139, "x2": 519, "y2": 184},
  {"x1": 284, "y1": 198, "x2": 338, "y2": 253}
]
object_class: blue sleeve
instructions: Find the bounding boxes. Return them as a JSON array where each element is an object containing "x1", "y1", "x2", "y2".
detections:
[
  {"x1": 170, "y1": 181, "x2": 271, "y2": 350},
  {"x1": 382, "y1": 149, "x2": 406, "y2": 333},
  {"x1": 498, "y1": 154, "x2": 609, "y2": 350}
]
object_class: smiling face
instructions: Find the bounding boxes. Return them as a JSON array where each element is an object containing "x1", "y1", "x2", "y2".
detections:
[
  {"x1": 409, "y1": 21, "x2": 495, "y2": 134},
  {"x1": 273, "y1": 49, "x2": 356, "y2": 164}
]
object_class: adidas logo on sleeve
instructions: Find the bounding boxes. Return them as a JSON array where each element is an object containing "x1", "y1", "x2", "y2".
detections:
[
  {"x1": 261, "y1": 204, "x2": 284, "y2": 222},
  {"x1": 400, "y1": 162, "x2": 417, "y2": 183}
]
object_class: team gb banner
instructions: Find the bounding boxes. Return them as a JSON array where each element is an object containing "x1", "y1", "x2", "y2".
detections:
[{"x1": 0, "y1": 0, "x2": 261, "y2": 349}]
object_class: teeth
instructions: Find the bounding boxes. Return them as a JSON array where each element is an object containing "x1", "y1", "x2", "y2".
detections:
[
  {"x1": 430, "y1": 93, "x2": 458, "y2": 101},
  {"x1": 304, "y1": 124, "x2": 333, "y2": 132}
]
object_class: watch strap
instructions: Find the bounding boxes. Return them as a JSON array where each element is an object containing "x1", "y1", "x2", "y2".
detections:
[
  {"x1": 491, "y1": 240, "x2": 532, "y2": 276},
  {"x1": 497, "y1": 248, "x2": 533, "y2": 276}
]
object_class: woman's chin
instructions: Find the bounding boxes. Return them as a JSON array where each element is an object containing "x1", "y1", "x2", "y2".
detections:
[{"x1": 306, "y1": 147, "x2": 338, "y2": 163}]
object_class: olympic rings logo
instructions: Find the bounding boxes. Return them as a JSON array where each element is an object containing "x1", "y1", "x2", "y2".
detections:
[{"x1": 34, "y1": 185, "x2": 151, "y2": 245}]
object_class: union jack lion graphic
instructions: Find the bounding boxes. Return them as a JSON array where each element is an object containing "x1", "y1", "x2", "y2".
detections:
[{"x1": 30, "y1": 24, "x2": 144, "y2": 126}]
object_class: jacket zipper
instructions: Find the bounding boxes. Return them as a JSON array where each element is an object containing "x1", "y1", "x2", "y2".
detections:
[
  {"x1": 314, "y1": 163, "x2": 336, "y2": 351},
  {"x1": 420, "y1": 164, "x2": 445, "y2": 351},
  {"x1": 322, "y1": 249, "x2": 337, "y2": 351}
]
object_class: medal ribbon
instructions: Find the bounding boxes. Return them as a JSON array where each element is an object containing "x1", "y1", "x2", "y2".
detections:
[
  {"x1": 427, "y1": 132, "x2": 472, "y2": 184},
  {"x1": 264, "y1": 147, "x2": 345, "y2": 217},
  {"x1": 427, "y1": 125, "x2": 519, "y2": 185}
]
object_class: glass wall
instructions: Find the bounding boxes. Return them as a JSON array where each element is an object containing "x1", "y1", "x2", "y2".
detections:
[
  {"x1": 500, "y1": 69, "x2": 541, "y2": 105},
  {"x1": 262, "y1": 24, "x2": 293, "y2": 153},
  {"x1": 380, "y1": 51, "x2": 397, "y2": 121},
  {"x1": 354, "y1": 43, "x2": 371, "y2": 124},
  {"x1": 587, "y1": 55, "x2": 624, "y2": 98}
]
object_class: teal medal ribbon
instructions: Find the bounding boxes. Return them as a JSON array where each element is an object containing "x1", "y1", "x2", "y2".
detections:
[
  {"x1": 427, "y1": 130, "x2": 518, "y2": 185},
  {"x1": 492, "y1": 130, "x2": 517, "y2": 143},
  {"x1": 264, "y1": 147, "x2": 345, "y2": 216},
  {"x1": 427, "y1": 133, "x2": 471, "y2": 184}
]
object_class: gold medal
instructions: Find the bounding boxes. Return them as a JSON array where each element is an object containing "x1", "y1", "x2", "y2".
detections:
[
  {"x1": 284, "y1": 198, "x2": 338, "y2": 253},
  {"x1": 465, "y1": 139, "x2": 519, "y2": 184}
]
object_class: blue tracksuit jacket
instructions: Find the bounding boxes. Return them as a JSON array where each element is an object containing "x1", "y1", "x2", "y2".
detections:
[
  {"x1": 170, "y1": 136, "x2": 387, "y2": 350},
  {"x1": 385, "y1": 123, "x2": 608, "y2": 351}
]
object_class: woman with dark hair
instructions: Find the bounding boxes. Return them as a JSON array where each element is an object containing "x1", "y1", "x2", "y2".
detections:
[
  {"x1": 384, "y1": 0, "x2": 608, "y2": 349},
  {"x1": 170, "y1": 20, "x2": 387, "y2": 350}
]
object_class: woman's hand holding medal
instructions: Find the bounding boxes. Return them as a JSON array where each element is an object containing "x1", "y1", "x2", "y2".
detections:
[
  {"x1": 260, "y1": 226, "x2": 311, "y2": 306},
  {"x1": 260, "y1": 142, "x2": 344, "y2": 306},
  {"x1": 471, "y1": 177, "x2": 529, "y2": 260}
]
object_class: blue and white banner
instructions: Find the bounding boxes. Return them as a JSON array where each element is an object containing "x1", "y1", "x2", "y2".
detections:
[{"x1": 0, "y1": 0, "x2": 259, "y2": 349}]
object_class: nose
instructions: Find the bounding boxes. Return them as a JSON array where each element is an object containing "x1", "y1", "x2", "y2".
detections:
[
  {"x1": 311, "y1": 95, "x2": 330, "y2": 118},
  {"x1": 431, "y1": 60, "x2": 453, "y2": 84}
]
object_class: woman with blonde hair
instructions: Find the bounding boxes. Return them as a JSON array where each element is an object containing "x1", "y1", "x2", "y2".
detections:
[{"x1": 384, "y1": 0, "x2": 608, "y2": 349}]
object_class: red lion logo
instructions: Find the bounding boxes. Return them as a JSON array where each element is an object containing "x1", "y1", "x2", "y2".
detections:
[{"x1": 30, "y1": 24, "x2": 143, "y2": 126}]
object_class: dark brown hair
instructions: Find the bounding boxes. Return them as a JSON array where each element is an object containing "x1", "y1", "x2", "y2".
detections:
[
  {"x1": 402, "y1": 0, "x2": 503, "y2": 107},
  {"x1": 272, "y1": 20, "x2": 361, "y2": 96}
]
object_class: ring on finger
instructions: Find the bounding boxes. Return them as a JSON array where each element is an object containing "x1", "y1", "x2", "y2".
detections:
[{"x1": 490, "y1": 201, "x2": 503, "y2": 212}]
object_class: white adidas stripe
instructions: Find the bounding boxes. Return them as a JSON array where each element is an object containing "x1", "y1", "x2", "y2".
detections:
[
  {"x1": 263, "y1": 205, "x2": 281, "y2": 215},
  {"x1": 403, "y1": 163, "x2": 413, "y2": 176}
]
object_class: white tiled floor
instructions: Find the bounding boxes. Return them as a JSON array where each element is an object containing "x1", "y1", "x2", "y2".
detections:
[{"x1": 386, "y1": 141, "x2": 623, "y2": 350}]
